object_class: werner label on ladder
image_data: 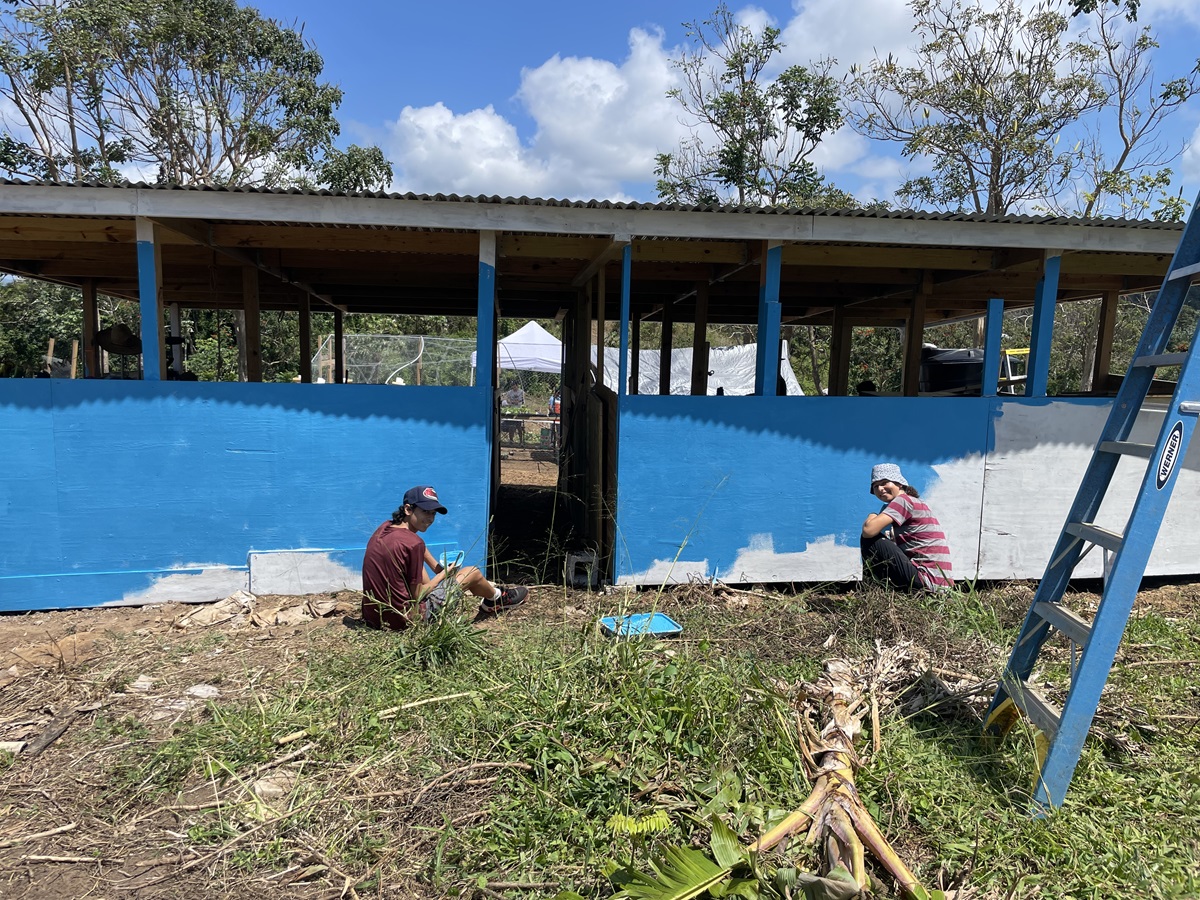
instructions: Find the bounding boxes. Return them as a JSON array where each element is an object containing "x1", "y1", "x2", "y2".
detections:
[{"x1": 984, "y1": 190, "x2": 1200, "y2": 815}]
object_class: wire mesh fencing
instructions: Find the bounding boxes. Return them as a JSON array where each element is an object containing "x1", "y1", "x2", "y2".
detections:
[{"x1": 310, "y1": 334, "x2": 476, "y2": 385}]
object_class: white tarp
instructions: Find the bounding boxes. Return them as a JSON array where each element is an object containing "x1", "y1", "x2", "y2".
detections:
[
  {"x1": 471, "y1": 320, "x2": 562, "y2": 373},
  {"x1": 594, "y1": 341, "x2": 804, "y2": 396},
  {"x1": 471, "y1": 324, "x2": 802, "y2": 394}
]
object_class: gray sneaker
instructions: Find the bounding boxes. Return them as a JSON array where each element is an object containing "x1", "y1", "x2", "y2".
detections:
[{"x1": 482, "y1": 586, "x2": 527, "y2": 615}]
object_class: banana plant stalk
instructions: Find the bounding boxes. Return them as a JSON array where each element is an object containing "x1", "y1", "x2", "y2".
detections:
[{"x1": 751, "y1": 650, "x2": 930, "y2": 899}]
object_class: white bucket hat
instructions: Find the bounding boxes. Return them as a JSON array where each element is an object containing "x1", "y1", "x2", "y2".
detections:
[{"x1": 869, "y1": 463, "x2": 908, "y2": 494}]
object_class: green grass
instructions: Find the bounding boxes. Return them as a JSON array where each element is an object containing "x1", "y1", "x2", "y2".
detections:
[{"x1": 96, "y1": 584, "x2": 1200, "y2": 898}]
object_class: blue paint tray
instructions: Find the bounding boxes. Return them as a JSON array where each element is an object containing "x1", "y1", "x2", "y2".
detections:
[{"x1": 599, "y1": 612, "x2": 682, "y2": 638}]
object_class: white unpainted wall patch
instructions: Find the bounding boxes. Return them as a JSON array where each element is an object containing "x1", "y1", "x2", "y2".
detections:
[
  {"x1": 248, "y1": 550, "x2": 362, "y2": 595},
  {"x1": 108, "y1": 566, "x2": 249, "y2": 607}
]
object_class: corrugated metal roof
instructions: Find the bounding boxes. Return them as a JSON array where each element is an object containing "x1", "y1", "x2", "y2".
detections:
[{"x1": 0, "y1": 178, "x2": 1182, "y2": 230}]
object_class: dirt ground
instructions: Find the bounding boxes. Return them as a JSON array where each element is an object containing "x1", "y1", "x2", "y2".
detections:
[{"x1": 499, "y1": 452, "x2": 558, "y2": 487}]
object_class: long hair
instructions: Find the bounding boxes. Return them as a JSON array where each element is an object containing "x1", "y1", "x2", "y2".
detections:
[
  {"x1": 901, "y1": 484, "x2": 921, "y2": 499},
  {"x1": 390, "y1": 504, "x2": 410, "y2": 524}
]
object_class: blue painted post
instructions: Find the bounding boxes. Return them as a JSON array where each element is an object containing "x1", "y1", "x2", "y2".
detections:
[
  {"x1": 618, "y1": 244, "x2": 631, "y2": 397},
  {"x1": 1025, "y1": 253, "x2": 1060, "y2": 397},
  {"x1": 981, "y1": 298, "x2": 1004, "y2": 397},
  {"x1": 478, "y1": 231, "x2": 497, "y2": 535},
  {"x1": 81, "y1": 278, "x2": 99, "y2": 378},
  {"x1": 135, "y1": 217, "x2": 163, "y2": 380},
  {"x1": 477, "y1": 230, "x2": 497, "y2": 393},
  {"x1": 755, "y1": 240, "x2": 783, "y2": 395}
]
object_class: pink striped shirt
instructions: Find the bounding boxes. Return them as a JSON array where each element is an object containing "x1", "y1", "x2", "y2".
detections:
[{"x1": 882, "y1": 494, "x2": 954, "y2": 590}]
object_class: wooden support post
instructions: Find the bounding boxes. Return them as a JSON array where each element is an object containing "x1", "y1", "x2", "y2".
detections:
[
  {"x1": 478, "y1": 230, "x2": 498, "y2": 522},
  {"x1": 570, "y1": 288, "x2": 594, "y2": 511},
  {"x1": 1092, "y1": 289, "x2": 1120, "y2": 393},
  {"x1": 168, "y1": 302, "x2": 183, "y2": 376},
  {"x1": 81, "y1": 279, "x2": 99, "y2": 378},
  {"x1": 981, "y1": 298, "x2": 1005, "y2": 398},
  {"x1": 298, "y1": 294, "x2": 312, "y2": 383},
  {"x1": 828, "y1": 305, "x2": 852, "y2": 396},
  {"x1": 1025, "y1": 250, "x2": 1062, "y2": 398},
  {"x1": 618, "y1": 244, "x2": 632, "y2": 397},
  {"x1": 135, "y1": 217, "x2": 166, "y2": 380},
  {"x1": 334, "y1": 309, "x2": 345, "y2": 383},
  {"x1": 588, "y1": 389, "x2": 603, "y2": 548},
  {"x1": 135, "y1": 221, "x2": 164, "y2": 379},
  {"x1": 70, "y1": 340, "x2": 78, "y2": 378},
  {"x1": 242, "y1": 266, "x2": 262, "y2": 382},
  {"x1": 658, "y1": 302, "x2": 673, "y2": 396},
  {"x1": 629, "y1": 304, "x2": 641, "y2": 395},
  {"x1": 45, "y1": 338, "x2": 55, "y2": 374},
  {"x1": 902, "y1": 271, "x2": 931, "y2": 396},
  {"x1": 755, "y1": 240, "x2": 783, "y2": 395},
  {"x1": 691, "y1": 281, "x2": 710, "y2": 396},
  {"x1": 595, "y1": 267, "x2": 606, "y2": 389}
]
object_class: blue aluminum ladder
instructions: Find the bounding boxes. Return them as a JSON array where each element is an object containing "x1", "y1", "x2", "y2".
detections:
[{"x1": 984, "y1": 198, "x2": 1200, "y2": 814}]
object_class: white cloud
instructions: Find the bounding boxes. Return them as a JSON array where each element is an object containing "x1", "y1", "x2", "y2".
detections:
[
  {"x1": 385, "y1": 102, "x2": 555, "y2": 197},
  {"x1": 517, "y1": 27, "x2": 689, "y2": 194},
  {"x1": 1181, "y1": 123, "x2": 1200, "y2": 197},
  {"x1": 779, "y1": 0, "x2": 915, "y2": 72},
  {"x1": 734, "y1": 4, "x2": 778, "y2": 35},
  {"x1": 1139, "y1": 0, "x2": 1200, "y2": 28},
  {"x1": 383, "y1": 27, "x2": 687, "y2": 200}
]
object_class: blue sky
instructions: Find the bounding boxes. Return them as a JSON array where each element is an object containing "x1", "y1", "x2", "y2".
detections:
[{"x1": 248, "y1": 0, "x2": 1200, "y2": 214}]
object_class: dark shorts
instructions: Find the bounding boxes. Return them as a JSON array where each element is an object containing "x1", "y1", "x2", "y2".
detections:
[{"x1": 419, "y1": 582, "x2": 449, "y2": 621}]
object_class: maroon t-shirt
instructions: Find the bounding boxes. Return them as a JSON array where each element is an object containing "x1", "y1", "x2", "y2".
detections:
[{"x1": 361, "y1": 521, "x2": 426, "y2": 629}]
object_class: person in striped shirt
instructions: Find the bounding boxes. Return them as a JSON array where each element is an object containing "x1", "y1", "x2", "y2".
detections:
[{"x1": 860, "y1": 463, "x2": 954, "y2": 592}]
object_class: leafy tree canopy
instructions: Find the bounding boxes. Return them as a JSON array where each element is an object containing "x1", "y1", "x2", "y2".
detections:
[
  {"x1": 846, "y1": 0, "x2": 1107, "y2": 216},
  {"x1": 655, "y1": 3, "x2": 857, "y2": 207},
  {"x1": 0, "y1": 0, "x2": 392, "y2": 190}
]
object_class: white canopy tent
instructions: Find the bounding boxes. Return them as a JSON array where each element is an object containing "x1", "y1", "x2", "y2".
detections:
[{"x1": 471, "y1": 320, "x2": 562, "y2": 373}]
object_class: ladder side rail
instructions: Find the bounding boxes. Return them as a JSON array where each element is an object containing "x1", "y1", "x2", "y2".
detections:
[
  {"x1": 1033, "y1": 309, "x2": 1200, "y2": 809},
  {"x1": 1018, "y1": 272, "x2": 1200, "y2": 609},
  {"x1": 987, "y1": 225, "x2": 1200, "y2": 729},
  {"x1": 989, "y1": 400, "x2": 1134, "y2": 697},
  {"x1": 985, "y1": 452, "x2": 1116, "y2": 725}
]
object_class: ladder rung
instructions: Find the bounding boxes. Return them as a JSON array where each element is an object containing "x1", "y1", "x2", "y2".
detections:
[
  {"x1": 1001, "y1": 674, "x2": 1061, "y2": 741},
  {"x1": 1167, "y1": 260, "x2": 1200, "y2": 282},
  {"x1": 1034, "y1": 602, "x2": 1093, "y2": 647},
  {"x1": 1065, "y1": 522, "x2": 1124, "y2": 554},
  {"x1": 1132, "y1": 352, "x2": 1187, "y2": 368},
  {"x1": 1098, "y1": 440, "x2": 1154, "y2": 459}
]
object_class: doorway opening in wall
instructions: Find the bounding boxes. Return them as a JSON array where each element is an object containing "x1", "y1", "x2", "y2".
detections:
[{"x1": 491, "y1": 321, "x2": 569, "y2": 586}]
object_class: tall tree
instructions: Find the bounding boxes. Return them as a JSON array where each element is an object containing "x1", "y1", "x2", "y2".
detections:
[
  {"x1": 0, "y1": 0, "x2": 391, "y2": 189},
  {"x1": 1053, "y1": 6, "x2": 1199, "y2": 220},
  {"x1": 846, "y1": 0, "x2": 1107, "y2": 215},
  {"x1": 655, "y1": 3, "x2": 850, "y2": 206}
]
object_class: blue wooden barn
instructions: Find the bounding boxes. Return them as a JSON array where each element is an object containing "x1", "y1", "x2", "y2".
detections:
[{"x1": 1, "y1": 182, "x2": 1196, "y2": 611}]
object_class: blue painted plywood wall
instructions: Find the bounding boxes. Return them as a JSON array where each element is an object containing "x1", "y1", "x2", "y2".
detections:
[
  {"x1": 614, "y1": 395, "x2": 1200, "y2": 585},
  {"x1": 614, "y1": 395, "x2": 992, "y2": 585},
  {"x1": 0, "y1": 381, "x2": 490, "y2": 611}
]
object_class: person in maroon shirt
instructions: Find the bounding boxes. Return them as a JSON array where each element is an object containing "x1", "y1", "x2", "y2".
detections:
[{"x1": 360, "y1": 485, "x2": 527, "y2": 629}]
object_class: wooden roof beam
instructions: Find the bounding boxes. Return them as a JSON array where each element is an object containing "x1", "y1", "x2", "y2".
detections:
[
  {"x1": 148, "y1": 216, "x2": 348, "y2": 314},
  {"x1": 570, "y1": 234, "x2": 630, "y2": 288}
]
